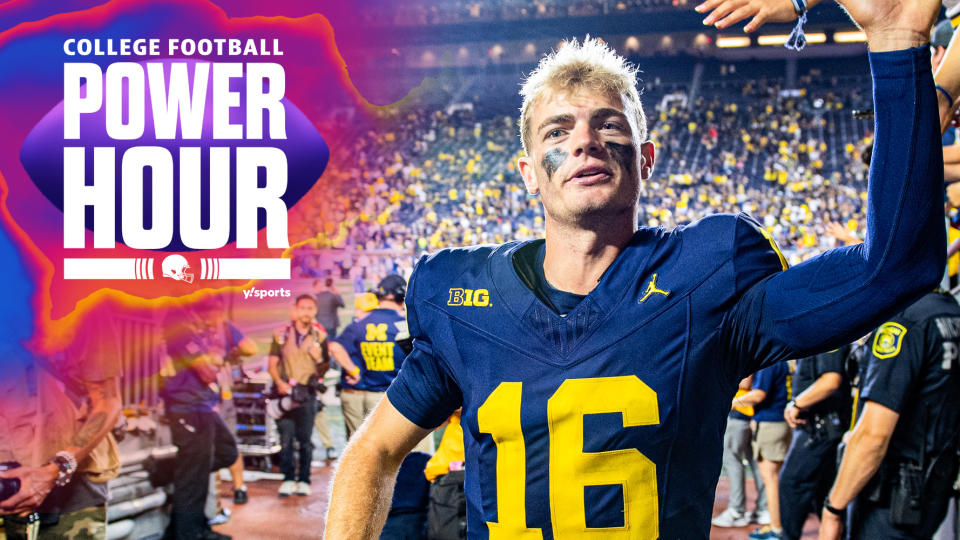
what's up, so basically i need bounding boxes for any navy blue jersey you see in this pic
[336,308,408,392]
[386,47,944,539]
[752,362,790,422]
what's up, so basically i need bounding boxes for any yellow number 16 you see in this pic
[476,376,660,539]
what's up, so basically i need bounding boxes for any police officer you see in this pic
[777,346,853,540]
[820,291,960,539]
[329,274,409,440]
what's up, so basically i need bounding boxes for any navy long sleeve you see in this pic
[726,46,946,376]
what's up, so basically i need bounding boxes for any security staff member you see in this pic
[330,274,409,439]
[778,346,852,540]
[820,291,960,539]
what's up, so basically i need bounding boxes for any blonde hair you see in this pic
[519,37,646,155]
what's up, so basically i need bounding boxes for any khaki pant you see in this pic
[340,390,434,453]
[340,389,385,440]
[3,505,106,540]
[314,406,334,449]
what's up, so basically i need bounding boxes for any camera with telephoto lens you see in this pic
[266,374,327,419]
[0,461,21,503]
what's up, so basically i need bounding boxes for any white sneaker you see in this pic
[295,481,311,496]
[751,509,771,525]
[711,508,751,527]
[278,480,296,497]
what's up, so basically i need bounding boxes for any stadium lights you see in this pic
[716,35,750,48]
[757,33,825,45]
[834,31,867,43]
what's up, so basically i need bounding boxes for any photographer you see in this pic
[268,294,329,498]
[0,302,122,539]
[778,346,853,540]
[820,291,960,539]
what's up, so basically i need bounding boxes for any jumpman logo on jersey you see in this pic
[639,273,671,303]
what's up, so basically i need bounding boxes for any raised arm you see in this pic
[725,0,946,375]
[324,397,433,539]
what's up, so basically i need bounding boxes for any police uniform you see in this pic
[848,292,960,539]
[778,347,852,540]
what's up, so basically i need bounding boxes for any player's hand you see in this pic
[277,381,292,395]
[818,508,843,539]
[835,0,940,51]
[695,0,800,32]
[0,464,58,516]
[345,373,361,386]
[947,183,960,208]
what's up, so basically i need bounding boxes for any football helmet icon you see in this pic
[162,255,194,284]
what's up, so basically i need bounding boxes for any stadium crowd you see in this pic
[292,70,876,283]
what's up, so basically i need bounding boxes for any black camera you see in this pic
[0,461,21,503]
[290,374,327,403]
[266,374,328,419]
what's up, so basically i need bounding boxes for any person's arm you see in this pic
[268,354,291,395]
[934,30,960,133]
[0,377,122,515]
[325,397,433,539]
[944,145,960,165]
[733,388,768,408]
[818,401,899,539]
[724,0,946,375]
[696,0,825,32]
[329,341,362,384]
[785,372,842,427]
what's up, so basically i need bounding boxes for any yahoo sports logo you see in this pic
[20,58,329,281]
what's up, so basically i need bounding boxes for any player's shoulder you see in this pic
[671,212,786,277]
[410,242,518,293]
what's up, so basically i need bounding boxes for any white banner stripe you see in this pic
[65,259,138,280]
[148,258,154,279]
[134,259,140,280]
[215,258,290,279]
[214,258,219,279]
[200,258,207,280]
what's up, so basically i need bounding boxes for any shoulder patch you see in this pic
[872,322,907,359]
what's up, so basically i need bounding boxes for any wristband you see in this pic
[348,367,360,377]
[785,0,808,51]
[787,399,804,411]
[936,84,954,109]
[50,451,77,487]
[823,496,846,516]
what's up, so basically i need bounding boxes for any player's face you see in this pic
[519,88,655,227]
[294,299,317,324]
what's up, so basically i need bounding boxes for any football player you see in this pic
[326,0,949,537]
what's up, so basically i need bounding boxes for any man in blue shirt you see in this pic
[330,275,409,440]
[734,362,793,539]
[161,296,252,540]
[326,1,950,536]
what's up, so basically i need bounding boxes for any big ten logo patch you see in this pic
[361,323,393,371]
[447,288,490,307]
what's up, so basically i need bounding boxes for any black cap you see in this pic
[374,274,407,301]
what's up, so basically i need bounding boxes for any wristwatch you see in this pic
[787,399,804,411]
[823,496,846,517]
[50,451,77,487]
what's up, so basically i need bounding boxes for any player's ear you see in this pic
[639,141,656,180]
[518,155,540,195]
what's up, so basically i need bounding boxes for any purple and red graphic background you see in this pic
[0,0,419,355]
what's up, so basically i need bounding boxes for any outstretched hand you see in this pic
[697,0,940,50]
[835,0,940,51]
[695,0,802,32]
